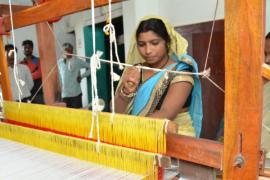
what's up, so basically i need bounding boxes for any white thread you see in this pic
[204,76,225,93]
[89,0,96,136]
[30,55,59,103]
[25,0,224,99]
[0,139,142,179]
[28,0,225,102]
[103,0,123,124]
[89,54,100,139]
[164,72,169,80]
[202,68,211,78]
[65,53,210,76]
[88,52,102,139]
[88,1,101,149]
[156,154,162,166]
[263,123,270,133]
[112,72,120,81]
[65,52,225,93]
[8,0,22,102]
[103,23,123,70]
[203,0,219,71]
[164,119,170,134]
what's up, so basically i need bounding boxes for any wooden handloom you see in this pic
[0,0,269,179]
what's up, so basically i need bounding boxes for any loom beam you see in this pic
[0,4,30,17]
[166,133,223,170]
[1,0,122,32]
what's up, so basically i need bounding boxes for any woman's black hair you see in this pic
[136,18,171,45]
[266,32,270,39]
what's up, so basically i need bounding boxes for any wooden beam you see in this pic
[0,36,12,100]
[166,133,223,169]
[33,0,60,106]
[0,4,30,16]
[2,0,122,32]
[262,64,270,80]
[36,22,59,105]
[224,0,265,179]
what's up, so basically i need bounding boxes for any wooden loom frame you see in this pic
[0,0,269,179]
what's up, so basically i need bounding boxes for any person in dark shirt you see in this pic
[20,40,44,104]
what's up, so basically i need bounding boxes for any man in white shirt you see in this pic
[5,44,34,102]
[57,43,90,108]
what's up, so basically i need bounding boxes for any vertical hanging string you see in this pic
[89,0,96,140]
[103,0,124,123]
[88,0,101,152]
[8,0,22,102]
[108,0,115,123]
[107,0,115,123]
[203,0,219,71]
[202,0,225,93]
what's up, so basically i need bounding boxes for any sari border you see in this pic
[138,74,167,116]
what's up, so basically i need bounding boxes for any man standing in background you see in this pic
[20,40,44,104]
[57,43,91,108]
[5,44,33,102]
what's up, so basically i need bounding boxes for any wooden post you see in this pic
[0,36,12,100]
[36,22,59,105]
[224,0,265,179]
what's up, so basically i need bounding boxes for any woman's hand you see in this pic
[115,66,141,113]
[121,66,141,95]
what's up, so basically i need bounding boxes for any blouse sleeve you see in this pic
[170,74,194,85]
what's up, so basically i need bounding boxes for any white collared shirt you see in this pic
[57,58,90,98]
[8,64,34,101]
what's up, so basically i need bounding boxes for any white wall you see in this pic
[159,0,224,27]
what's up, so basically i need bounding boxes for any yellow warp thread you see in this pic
[0,122,158,179]
[3,101,166,153]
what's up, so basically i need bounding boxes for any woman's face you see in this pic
[137,31,168,67]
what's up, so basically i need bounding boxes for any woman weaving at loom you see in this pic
[115,16,203,137]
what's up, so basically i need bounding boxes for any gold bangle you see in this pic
[120,87,136,98]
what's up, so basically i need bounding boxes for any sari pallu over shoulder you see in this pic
[130,54,203,137]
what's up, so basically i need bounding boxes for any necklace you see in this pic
[157,55,170,69]
[142,56,170,82]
